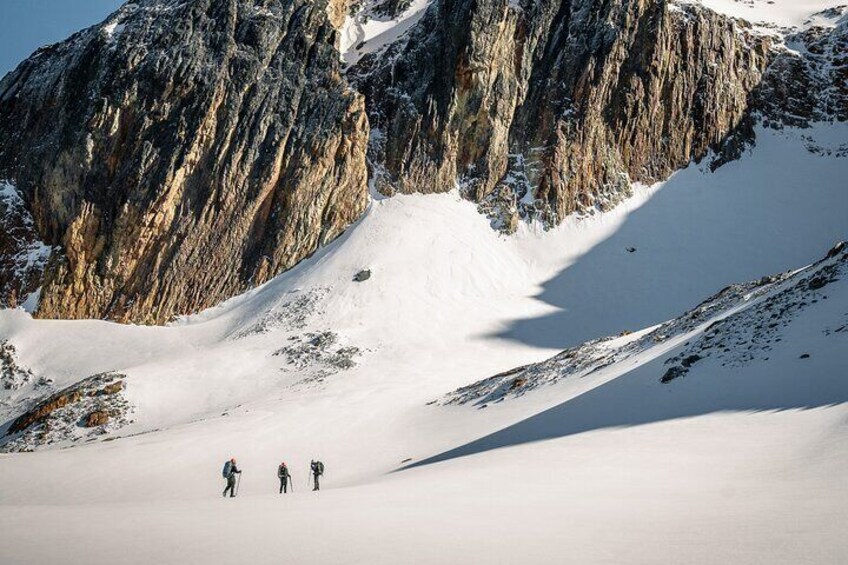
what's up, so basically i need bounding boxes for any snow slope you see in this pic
[339,0,434,66]
[685,0,842,28]
[0,121,846,563]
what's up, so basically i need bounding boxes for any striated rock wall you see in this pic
[353,0,773,224]
[0,0,369,323]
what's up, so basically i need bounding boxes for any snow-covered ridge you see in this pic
[442,241,848,406]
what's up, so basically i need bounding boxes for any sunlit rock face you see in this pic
[0,0,369,323]
[352,0,773,226]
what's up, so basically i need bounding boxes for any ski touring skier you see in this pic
[222,458,242,498]
[278,462,291,494]
[310,459,325,491]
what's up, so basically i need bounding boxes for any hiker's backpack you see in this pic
[279,464,288,478]
[222,461,233,478]
[316,461,324,476]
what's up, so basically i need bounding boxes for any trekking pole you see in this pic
[289,475,294,493]
[235,473,241,496]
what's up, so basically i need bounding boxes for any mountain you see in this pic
[0,0,845,322]
[0,120,846,559]
[0,0,369,323]
[0,1,847,563]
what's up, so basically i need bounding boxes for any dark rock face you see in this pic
[757,10,848,127]
[352,0,772,225]
[373,0,413,19]
[0,0,369,323]
[0,184,51,309]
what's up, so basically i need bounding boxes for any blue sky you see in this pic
[0,0,123,77]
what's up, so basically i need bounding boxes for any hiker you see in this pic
[222,458,242,498]
[278,462,290,494]
[310,459,324,491]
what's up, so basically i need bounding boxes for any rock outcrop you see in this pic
[0,0,369,323]
[0,183,51,309]
[2,372,129,452]
[756,8,848,128]
[352,0,773,226]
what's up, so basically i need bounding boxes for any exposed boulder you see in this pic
[660,365,688,384]
[83,409,111,428]
[353,269,371,282]
[7,374,124,434]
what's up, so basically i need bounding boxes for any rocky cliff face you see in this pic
[351,0,773,227]
[0,0,841,324]
[756,8,848,129]
[0,0,369,323]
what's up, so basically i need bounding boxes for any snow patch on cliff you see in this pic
[339,0,434,66]
[686,0,842,28]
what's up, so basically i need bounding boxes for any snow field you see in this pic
[0,121,846,563]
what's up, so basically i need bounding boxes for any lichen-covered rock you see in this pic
[352,0,772,223]
[0,0,369,324]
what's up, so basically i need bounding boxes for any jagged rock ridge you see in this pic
[0,0,369,323]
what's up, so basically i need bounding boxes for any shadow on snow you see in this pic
[493,136,848,350]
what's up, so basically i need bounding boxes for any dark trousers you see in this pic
[279,477,288,493]
[223,475,236,497]
[313,474,320,491]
